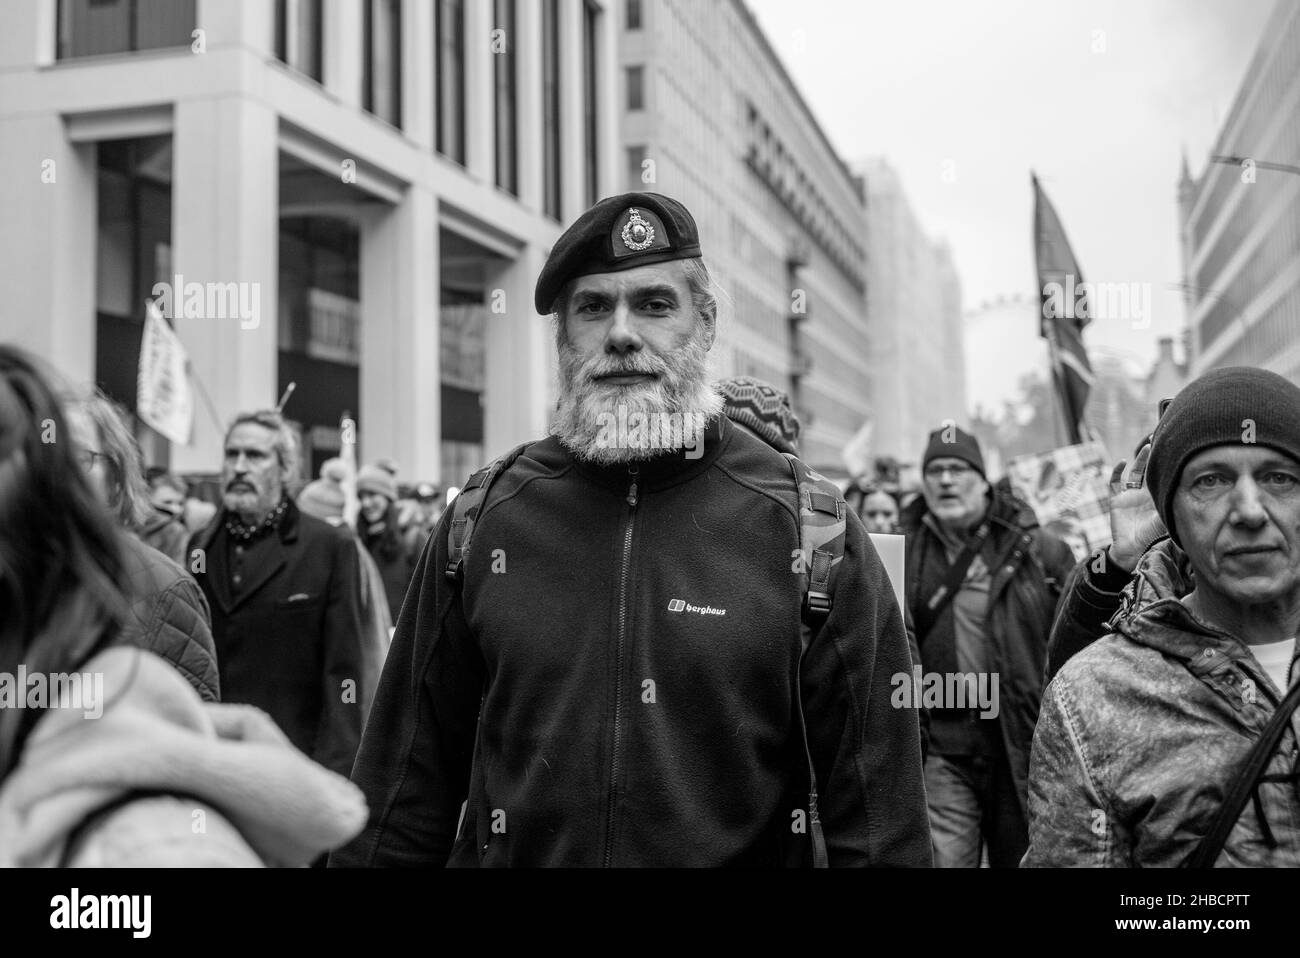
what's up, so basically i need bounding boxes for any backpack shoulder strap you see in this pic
[783,453,847,627]
[781,453,846,869]
[1185,677,1300,867]
[444,442,533,585]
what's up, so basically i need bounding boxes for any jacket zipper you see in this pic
[604,463,639,867]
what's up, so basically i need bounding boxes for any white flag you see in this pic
[841,418,874,478]
[137,300,193,445]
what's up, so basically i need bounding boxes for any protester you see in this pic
[0,345,366,867]
[298,459,393,722]
[62,389,221,702]
[1043,435,1179,684]
[333,192,930,867]
[188,410,366,781]
[716,376,801,455]
[859,485,902,535]
[901,424,1074,867]
[1026,367,1300,866]
[357,462,419,620]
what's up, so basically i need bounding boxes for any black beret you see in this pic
[534,192,704,315]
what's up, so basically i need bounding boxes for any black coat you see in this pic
[188,501,365,779]
[360,508,419,621]
[901,487,1076,815]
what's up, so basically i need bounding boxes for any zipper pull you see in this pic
[627,464,640,508]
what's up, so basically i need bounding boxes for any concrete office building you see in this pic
[1179,0,1300,386]
[1,0,619,486]
[860,157,967,467]
[617,0,872,473]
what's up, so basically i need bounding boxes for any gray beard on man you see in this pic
[550,324,724,466]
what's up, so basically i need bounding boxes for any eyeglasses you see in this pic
[76,449,110,473]
[924,463,974,481]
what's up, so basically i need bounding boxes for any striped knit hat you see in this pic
[717,377,801,456]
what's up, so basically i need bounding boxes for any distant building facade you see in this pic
[859,157,967,468]
[1,0,619,487]
[1179,0,1300,386]
[617,0,872,473]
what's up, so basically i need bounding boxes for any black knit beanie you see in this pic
[1146,366,1300,546]
[922,424,986,479]
[717,377,800,455]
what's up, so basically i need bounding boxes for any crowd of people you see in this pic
[2,190,1299,868]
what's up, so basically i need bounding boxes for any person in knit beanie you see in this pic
[297,458,348,523]
[716,377,800,455]
[1024,366,1300,868]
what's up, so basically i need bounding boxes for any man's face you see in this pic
[360,492,389,525]
[65,404,110,509]
[922,457,990,531]
[222,423,285,520]
[551,261,722,465]
[151,485,185,519]
[1173,445,1300,609]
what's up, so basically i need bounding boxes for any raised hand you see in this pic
[1105,441,1167,573]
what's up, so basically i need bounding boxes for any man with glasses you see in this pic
[901,424,1074,866]
[1026,367,1300,866]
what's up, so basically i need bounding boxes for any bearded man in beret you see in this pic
[333,193,930,868]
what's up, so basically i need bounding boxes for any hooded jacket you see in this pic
[0,647,367,867]
[1025,546,1300,866]
[901,485,1076,810]
[331,417,931,867]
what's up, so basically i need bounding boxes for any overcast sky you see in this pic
[747,0,1277,412]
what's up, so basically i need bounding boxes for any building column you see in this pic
[559,0,586,222]
[196,0,274,54]
[596,0,620,199]
[402,0,434,150]
[464,0,495,183]
[484,244,554,456]
[170,95,280,473]
[515,0,544,214]
[0,113,97,380]
[359,186,441,483]
[324,0,363,110]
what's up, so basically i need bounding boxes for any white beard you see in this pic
[551,325,724,466]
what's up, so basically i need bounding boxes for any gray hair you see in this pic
[224,409,301,489]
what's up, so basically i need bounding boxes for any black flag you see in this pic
[1033,173,1094,445]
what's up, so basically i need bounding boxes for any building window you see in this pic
[58,0,196,59]
[274,0,323,82]
[363,0,402,127]
[626,0,643,31]
[436,0,466,165]
[541,0,562,220]
[583,1,600,207]
[626,146,646,191]
[626,65,645,111]
[493,0,518,195]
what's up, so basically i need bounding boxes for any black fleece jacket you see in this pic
[331,417,931,867]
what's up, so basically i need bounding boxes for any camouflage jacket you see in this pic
[1024,546,1300,867]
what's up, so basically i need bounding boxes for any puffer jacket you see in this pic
[332,416,931,867]
[0,647,367,867]
[901,487,1076,812]
[1025,546,1300,866]
[1044,537,1189,684]
[111,531,221,702]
